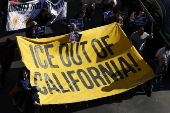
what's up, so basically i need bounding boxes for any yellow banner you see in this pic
[16,23,155,104]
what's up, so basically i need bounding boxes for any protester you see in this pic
[101,0,117,25]
[81,2,95,21]
[129,10,147,32]
[24,85,42,113]
[1,0,8,31]
[145,54,167,96]
[34,8,52,26]
[26,21,38,38]
[62,23,81,35]
[129,27,154,54]
[155,44,170,64]
[72,10,87,31]
[105,11,123,26]
[13,70,31,112]
[0,38,16,88]
[155,44,170,79]
[102,0,117,13]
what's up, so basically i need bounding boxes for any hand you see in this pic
[150,33,154,36]
[39,104,42,106]
[155,75,159,77]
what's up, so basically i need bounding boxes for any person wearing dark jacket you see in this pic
[145,54,167,96]
[34,8,52,26]
[24,86,42,113]
[13,70,31,112]
[0,38,16,88]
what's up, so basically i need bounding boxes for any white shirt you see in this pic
[155,47,170,64]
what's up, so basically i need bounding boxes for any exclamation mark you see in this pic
[127,53,141,71]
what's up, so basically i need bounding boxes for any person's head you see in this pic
[165,44,170,50]
[41,8,48,14]
[79,10,86,18]
[31,85,41,94]
[19,70,28,80]
[138,27,144,35]
[136,10,145,16]
[158,54,166,64]
[68,23,77,32]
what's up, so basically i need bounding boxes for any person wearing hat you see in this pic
[24,85,42,113]
[25,21,38,38]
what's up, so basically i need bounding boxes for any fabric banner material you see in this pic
[16,23,155,104]
[7,0,67,31]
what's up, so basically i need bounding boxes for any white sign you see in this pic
[6,0,67,31]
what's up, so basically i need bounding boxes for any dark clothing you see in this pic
[24,93,40,113]
[102,4,115,13]
[34,13,52,26]
[17,78,30,90]
[148,59,167,76]
[26,27,36,38]
[145,59,168,93]
[0,62,12,86]
[0,41,16,64]
[15,78,30,107]
[0,40,16,86]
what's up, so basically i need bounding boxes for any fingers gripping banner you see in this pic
[16,23,155,104]
[7,0,66,31]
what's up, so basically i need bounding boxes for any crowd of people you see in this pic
[0,0,170,112]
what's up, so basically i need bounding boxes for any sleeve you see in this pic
[145,32,153,39]
[155,48,161,58]
[129,32,135,42]
[129,12,135,22]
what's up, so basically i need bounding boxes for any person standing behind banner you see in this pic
[129,10,147,32]
[129,27,153,55]
[34,8,52,26]
[101,0,117,25]
[24,86,42,113]
[72,10,87,31]
[62,23,81,35]
[145,54,167,97]
[0,38,16,88]
[105,11,123,26]
[13,70,31,112]
[155,44,170,79]
[26,21,38,38]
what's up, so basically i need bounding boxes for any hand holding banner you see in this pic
[16,23,155,104]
